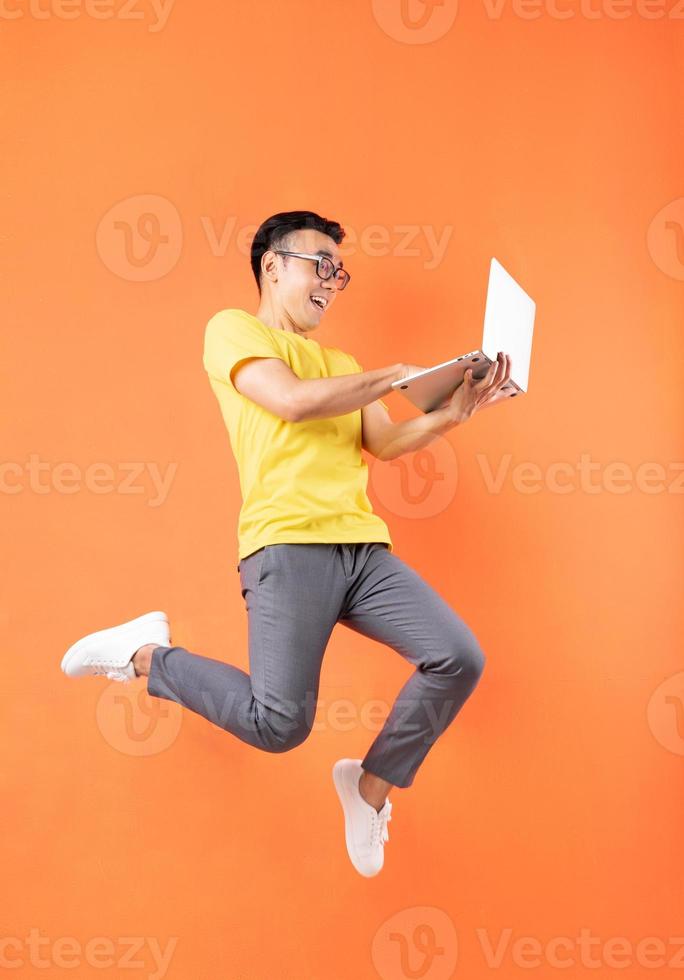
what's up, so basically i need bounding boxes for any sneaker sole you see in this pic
[60,610,169,675]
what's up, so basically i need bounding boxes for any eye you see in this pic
[318,257,334,278]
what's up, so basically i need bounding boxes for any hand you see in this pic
[442,352,512,423]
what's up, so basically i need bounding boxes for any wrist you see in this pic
[432,404,463,430]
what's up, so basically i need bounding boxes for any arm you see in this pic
[362,400,460,462]
[232,357,405,422]
[231,357,302,421]
[364,352,513,460]
[291,363,405,422]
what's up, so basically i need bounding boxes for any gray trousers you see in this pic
[147,542,485,788]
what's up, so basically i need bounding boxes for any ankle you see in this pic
[358,772,387,813]
[131,643,156,677]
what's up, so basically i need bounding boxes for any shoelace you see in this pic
[370,800,392,847]
[86,658,132,683]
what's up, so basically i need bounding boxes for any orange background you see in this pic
[2,2,683,978]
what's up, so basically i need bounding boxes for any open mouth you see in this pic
[310,295,328,313]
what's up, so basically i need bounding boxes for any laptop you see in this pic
[390,257,536,414]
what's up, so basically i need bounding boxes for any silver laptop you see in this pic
[391,257,536,414]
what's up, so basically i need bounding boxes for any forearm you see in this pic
[378,406,461,461]
[292,364,403,421]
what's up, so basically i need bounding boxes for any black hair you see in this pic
[250,210,345,294]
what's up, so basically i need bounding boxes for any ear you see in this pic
[261,249,279,285]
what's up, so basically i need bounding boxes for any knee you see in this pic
[264,716,313,754]
[441,635,486,686]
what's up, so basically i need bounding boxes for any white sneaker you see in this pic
[332,758,393,877]
[60,611,170,683]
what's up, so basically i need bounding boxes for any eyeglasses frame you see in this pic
[271,250,351,290]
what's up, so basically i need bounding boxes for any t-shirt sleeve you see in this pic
[203,310,284,393]
[346,352,390,413]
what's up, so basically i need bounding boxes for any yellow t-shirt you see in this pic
[203,308,394,564]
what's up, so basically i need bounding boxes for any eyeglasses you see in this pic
[272,250,351,290]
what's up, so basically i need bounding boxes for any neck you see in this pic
[255,298,310,338]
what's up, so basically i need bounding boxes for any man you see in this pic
[61,210,512,878]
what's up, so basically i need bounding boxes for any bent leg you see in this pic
[147,644,305,752]
[147,544,344,753]
[339,547,486,788]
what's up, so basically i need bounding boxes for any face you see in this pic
[261,228,346,334]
